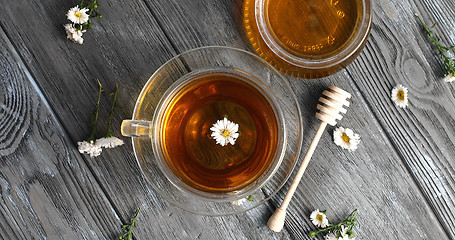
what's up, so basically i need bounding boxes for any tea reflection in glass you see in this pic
[157,71,279,193]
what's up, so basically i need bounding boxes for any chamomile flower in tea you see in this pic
[210,117,239,146]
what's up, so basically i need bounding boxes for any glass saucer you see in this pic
[132,46,303,216]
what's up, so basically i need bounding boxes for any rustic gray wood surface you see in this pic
[0,0,454,239]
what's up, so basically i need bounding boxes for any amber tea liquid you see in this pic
[244,0,366,78]
[158,71,279,193]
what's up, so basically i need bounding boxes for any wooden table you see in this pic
[1,0,454,239]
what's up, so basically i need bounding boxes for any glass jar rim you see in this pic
[254,0,372,69]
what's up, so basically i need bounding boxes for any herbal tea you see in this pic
[159,72,279,193]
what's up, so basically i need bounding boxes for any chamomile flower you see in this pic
[78,140,102,158]
[77,80,125,158]
[391,84,409,108]
[210,118,239,146]
[64,24,85,44]
[67,6,90,24]
[63,1,102,44]
[310,209,329,228]
[417,16,455,85]
[333,127,361,152]
[231,198,247,206]
[309,209,358,239]
[96,136,124,148]
[443,73,455,83]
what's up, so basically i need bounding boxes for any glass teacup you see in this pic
[121,46,303,215]
[122,67,286,201]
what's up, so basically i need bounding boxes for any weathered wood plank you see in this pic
[344,0,455,237]
[0,0,290,239]
[136,0,451,239]
[0,26,123,239]
[2,0,454,239]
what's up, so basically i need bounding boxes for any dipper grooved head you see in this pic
[316,85,351,126]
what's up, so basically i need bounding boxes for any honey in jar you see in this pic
[243,0,372,78]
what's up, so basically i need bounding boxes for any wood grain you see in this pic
[133,0,452,238]
[345,0,455,237]
[0,26,123,239]
[0,0,454,239]
[0,0,289,239]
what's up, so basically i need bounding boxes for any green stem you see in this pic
[115,102,128,118]
[77,0,101,31]
[106,84,119,138]
[87,79,102,142]
[119,207,142,240]
[88,2,95,16]
[416,14,455,75]
[309,209,358,238]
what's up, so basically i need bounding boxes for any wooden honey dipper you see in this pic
[267,85,351,232]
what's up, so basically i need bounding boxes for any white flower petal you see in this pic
[210,117,239,146]
[64,24,84,44]
[229,123,239,133]
[67,6,90,24]
[64,23,74,32]
[223,118,229,129]
[76,37,84,44]
[310,209,329,228]
[219,138,227,146]
[333,127,361,152]
[231,198,247,206]
[444,73,455,82]
[325,233,338,240]
[96,137,124,148]
[231,133,239,139]
[391,84,409,108]
[77,140,102,158]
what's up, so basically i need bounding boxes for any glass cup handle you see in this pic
[121,120,152,137]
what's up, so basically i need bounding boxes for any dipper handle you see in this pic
[267,85,351,232]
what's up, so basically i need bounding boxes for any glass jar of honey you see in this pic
[243,0,372,78]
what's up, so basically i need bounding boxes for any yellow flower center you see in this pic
[341,133,350,143]
[75,12,82,18]
[316,214,324,222]
[397,90,405,100]
[222,130,230,137]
